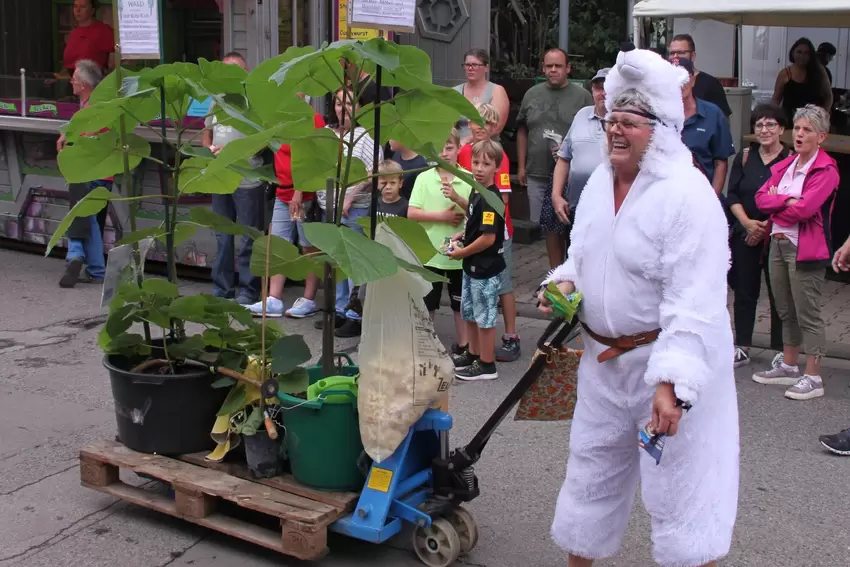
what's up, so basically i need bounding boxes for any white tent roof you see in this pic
[632,0,850,28]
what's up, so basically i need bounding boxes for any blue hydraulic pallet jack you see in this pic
[330,316,580,567]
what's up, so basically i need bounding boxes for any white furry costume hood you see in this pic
[602,45,694,178]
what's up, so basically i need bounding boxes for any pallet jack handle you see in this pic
[432,316,581,502]
[464,316,580,461]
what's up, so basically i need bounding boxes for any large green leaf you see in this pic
[270,335,312,374]
[246,47,315,125]
[353,38,401,73]
[290,128,367,194]
[228,164,278,184]
[197,58,248,97]
[381,44,433,89]
[142,278,179,299]
[303,223,398,285]
[114,225,165,247]
[427,148,505,216]
[277,367,309,394]
[269,45,347,98]
[358,216,439,264]
[178,157,244,195]
[89,67,143,104]
[58,131,150,183]
[62,89,160,138]
[358,89,477,151]
[250,235,322,281]
[168,295,209,322]
[188,207,263,240]
[397,258,449,283]
[45,186,114,255]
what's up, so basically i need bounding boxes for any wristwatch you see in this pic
[675,398,692,412]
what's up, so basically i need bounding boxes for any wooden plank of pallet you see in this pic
[79,441,335,560]
[80,440,335,524]
[179,452,359,512]
[86,477,326,559]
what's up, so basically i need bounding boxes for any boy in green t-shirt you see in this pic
[408,129,472,348]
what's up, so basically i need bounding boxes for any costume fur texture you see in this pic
[544,47,740,566]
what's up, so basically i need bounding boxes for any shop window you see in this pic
[278,0,310,53]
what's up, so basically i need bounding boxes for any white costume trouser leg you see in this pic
[552,337,739,567]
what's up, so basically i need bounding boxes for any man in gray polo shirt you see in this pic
[517,48,593,229]
[543,68,608,266]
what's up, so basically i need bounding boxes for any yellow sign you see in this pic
[338,0,381,40]
[499,173,510,187]
[483,212,495,226]
[367,467,393,492]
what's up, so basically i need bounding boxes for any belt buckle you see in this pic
[632,332,652,346]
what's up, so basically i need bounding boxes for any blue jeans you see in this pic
[330,206,369,321]
[66,216,105,280]
[211,186,265,300]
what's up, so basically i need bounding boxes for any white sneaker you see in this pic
[285,297,319,318]
[247,297,285,318]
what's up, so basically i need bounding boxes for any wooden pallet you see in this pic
[79,439,360,560]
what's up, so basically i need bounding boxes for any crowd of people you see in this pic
[52,33,850,561]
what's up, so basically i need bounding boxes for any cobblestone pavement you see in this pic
[510,241,850,358]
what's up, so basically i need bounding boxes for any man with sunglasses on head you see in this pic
[673,57,736,198]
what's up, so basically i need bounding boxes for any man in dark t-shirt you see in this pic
[669,34,732,117]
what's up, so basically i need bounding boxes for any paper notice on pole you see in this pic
[116,0,161,59]
[338,0,381,40]
[349,0,416,32]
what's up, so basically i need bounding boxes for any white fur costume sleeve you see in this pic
[643,188,732,405]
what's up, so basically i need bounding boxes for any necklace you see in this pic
[759,146,782,161]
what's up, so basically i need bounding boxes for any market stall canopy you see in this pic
[632,0,850,28]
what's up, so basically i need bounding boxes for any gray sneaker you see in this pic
[752,364,802,386]
[785,376,824,401]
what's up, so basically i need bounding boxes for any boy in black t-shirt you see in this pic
[447,140,506,381]
[377,160,409,218]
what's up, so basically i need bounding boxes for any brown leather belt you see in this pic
[581,322,662,363]
[773,233,788,241]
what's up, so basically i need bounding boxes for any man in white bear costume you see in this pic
[538,45,739,567]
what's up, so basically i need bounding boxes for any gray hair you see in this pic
[611,88,653,115]
[74,60,103,89]
[793,104,830,134]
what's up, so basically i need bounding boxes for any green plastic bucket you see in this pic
[278,355,365,491]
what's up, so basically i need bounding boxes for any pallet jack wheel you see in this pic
[412,517,462,567]
[446,506,479,554]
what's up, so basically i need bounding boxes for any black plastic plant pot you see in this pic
[103,348,228,456]
[243,430,285,479]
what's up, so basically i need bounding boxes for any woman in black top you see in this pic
[771,38,832,124]
[727,103,790,368]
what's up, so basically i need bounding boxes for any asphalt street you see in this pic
[1,247,849,567]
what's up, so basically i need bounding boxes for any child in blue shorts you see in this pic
[447,139,506,381]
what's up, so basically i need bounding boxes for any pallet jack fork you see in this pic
[331,316,580,566]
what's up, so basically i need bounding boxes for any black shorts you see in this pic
[424,267,462,312]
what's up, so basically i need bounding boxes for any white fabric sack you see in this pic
[358,223,455,463]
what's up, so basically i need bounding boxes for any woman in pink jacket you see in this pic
[753,104,839,401]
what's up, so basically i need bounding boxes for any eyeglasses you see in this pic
[462,63,486,69]
[601,117,655,132]
[754,121,780,131]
